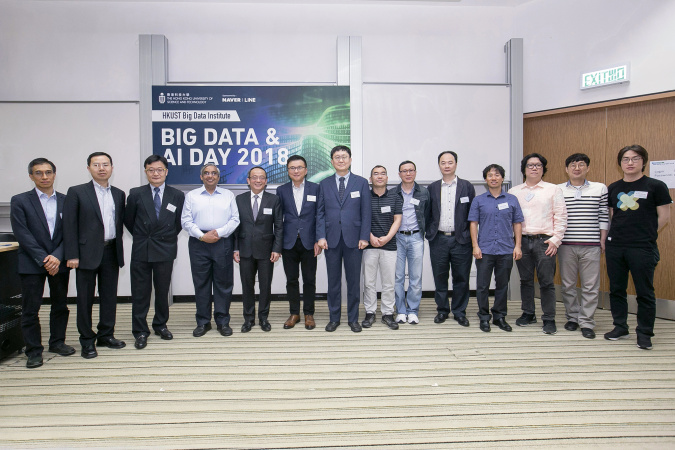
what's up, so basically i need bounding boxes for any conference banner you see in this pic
[152,85,350,185]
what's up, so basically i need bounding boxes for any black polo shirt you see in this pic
[367,188,403,251]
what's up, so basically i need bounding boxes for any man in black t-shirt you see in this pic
[604,145,672,350]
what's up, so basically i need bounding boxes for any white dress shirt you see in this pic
[438,177,458,233]
[181,186,240,239]
[35,188,57,239]
[292,181,305,215]
[93,181,116,240]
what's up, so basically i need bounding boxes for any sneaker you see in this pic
[408,313,419,325]
[564,321,579,331]
[361,313,376,328]
[581,328,596,339]
[637,335,653,350]
[604,327,629,341]
[396,313,407,324]
[542,320,557,335]
[381,315,399,330]
[515,313,537,327]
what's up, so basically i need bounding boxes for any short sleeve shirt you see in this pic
[468,190,524,255]
[368,188,403,251]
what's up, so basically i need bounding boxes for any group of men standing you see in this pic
[10,144,671,368]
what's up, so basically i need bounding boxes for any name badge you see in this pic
[307,195,316,202]
[525,193,535,202]
[460,196,469,203]
[410,198,420,206]
[574,190,582,199]
[263,208,273,215]
[60,213,63,219]
[634,191,648,199]
[350,191,360,198]
[498,202,509,210]
[166,203,177,213]
[381,206,391,213]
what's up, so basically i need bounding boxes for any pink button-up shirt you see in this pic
[508,180,567,247]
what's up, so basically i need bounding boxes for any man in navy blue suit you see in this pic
[277,155,322,330]
[317,146,371,332]
[11,158,76,368]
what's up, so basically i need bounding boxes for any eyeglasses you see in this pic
[145,168,166,174]
[621,156,643,163]
[32,170,54,177]
[399,169,416,174]
[526,163,543,169]
[288,166,306,172]
[568,163,587,169]
[90,163,110,169]
[249,176,267,181]
[333,155,350,161]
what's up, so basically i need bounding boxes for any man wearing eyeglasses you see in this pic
[234,166,283,333]
[276,155,321,330]
[557,153,608,340]
[508,153,567,335]
[64,152,126,358]
[604,145,672,350]
[124,155,184,349]
[182,164,240,338]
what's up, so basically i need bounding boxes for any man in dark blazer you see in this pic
[10,158,75,368]
[234,166,283,333]
[124,155,184,350]
[426,151,476,327]
[64,152,126,359]
[276,155,321,330]
[316,145,372,333]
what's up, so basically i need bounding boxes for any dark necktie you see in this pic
[153,187,161,219]
[339,177,345,202]
[253,194,259,221]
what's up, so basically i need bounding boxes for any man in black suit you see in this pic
[124,155,184,350]
[64,152,126,359]
[234,166,283,333]
[11,158,76,368]
[426,151,476,327]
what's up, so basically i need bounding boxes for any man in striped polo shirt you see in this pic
[557,153,608,339]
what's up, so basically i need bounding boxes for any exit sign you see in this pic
[581,64,630,90]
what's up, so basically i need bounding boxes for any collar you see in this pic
[150,183,165,192]
[335,171,351,182]
[521,180,545,190]
[566,180,589,189]
[442,177,458,187]
[35,187,56,199]
[371,188,388,197]
[199,185,221,195]
[250,190,264,200]
[292,180,305,190]
[93,180,111,192]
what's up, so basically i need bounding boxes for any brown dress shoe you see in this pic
[305,315,316,330]
[284,314,301,329]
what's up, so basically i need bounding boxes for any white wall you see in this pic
[514,0,675,113]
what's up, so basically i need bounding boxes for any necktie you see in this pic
[153,187,161,219]
[253,194,259,221]
[339,177,345,202]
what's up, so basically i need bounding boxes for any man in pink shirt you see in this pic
[508,153,567,334]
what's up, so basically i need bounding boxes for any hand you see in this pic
[369,236,381,247]
[66,259,79,269]
[270,252,281,263]
[472,246,482,259]
[201,230,220,243]
[358,240,369,250]
[513,246,522,261]
[600,240,605,254]
[313,243,323,257]
[544,240,558,256]
[317,239,328,250]
[233,251,240,263]
[43,255,60,274]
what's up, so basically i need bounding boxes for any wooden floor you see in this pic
[1,298,675,449]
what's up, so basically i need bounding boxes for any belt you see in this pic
[440,231,455,236]
[524,234,551,240]
[399,230,420,235]
[103,238,116,247]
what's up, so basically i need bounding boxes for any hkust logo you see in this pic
[159,93,166,104]
[222,94,256,103]
[617,191,640,211]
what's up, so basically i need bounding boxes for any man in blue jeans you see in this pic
[469,164,523,332]
[391,160,429,325]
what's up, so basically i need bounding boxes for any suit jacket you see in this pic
[316,173,371,249]
[234,191,283,259]
[63,181,125,270]
[425,177,476,245]
[276,180,319,250]
[10,189,68,275]
[124,184,184,263]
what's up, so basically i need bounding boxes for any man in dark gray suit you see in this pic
[11,157,75,368]
[124,155,184,350]
[64,152,126,359]
[234,166,283,333]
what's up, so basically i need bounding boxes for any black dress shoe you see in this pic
[479,320,491,332]
[241,322,253,333]
[493,317,513,332]
[260,319,272,332]
[348,322,362,333]
[217,324,233,336]
[325,321,340,332]
[193,323,212,337]
[581,327,596,339]
[26,355,43,369]
[81,345,98,359]
[96,336,126,349]
[48,342,76,356]
[434,313,448,324]
[134,335,148,350]
[154,328,173,340]
[564,321,579,332]
[361,313,376,328]
[454,316,470,327]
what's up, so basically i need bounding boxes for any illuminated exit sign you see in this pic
[581,64,630,90]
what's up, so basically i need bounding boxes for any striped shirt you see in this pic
[558,180,609,245]
[367,188,403,251]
